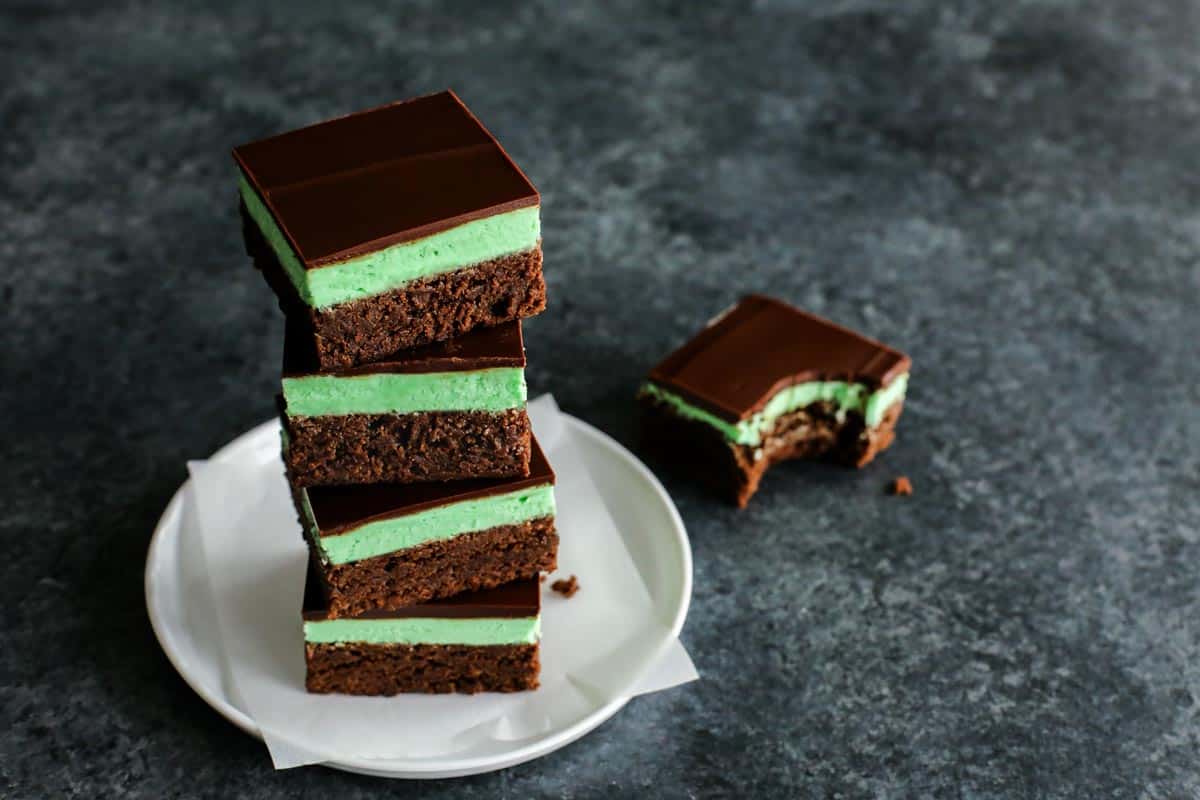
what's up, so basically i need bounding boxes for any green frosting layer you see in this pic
[238,175,540,309]
[641,373,909,448]
[864,373,909,429]
[306,484,556,565]
[240,177,311,303]
[282,368,527,417]
[304,615,540,646]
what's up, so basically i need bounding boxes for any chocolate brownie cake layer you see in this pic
[305,642,539,694]
[284,408,532,487]
[641,397,903,508]
[244,205,546,368]
[316,517,558,617]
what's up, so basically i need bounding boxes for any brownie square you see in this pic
[293,438,557,617]
[639,294,912,507]
[303,562,541,695]
[280,317,532,487]
[234,90,546,368]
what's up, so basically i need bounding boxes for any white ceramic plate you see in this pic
[144,414,692,778]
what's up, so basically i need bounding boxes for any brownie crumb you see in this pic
[551,575,580,598]
[890,476,913,496]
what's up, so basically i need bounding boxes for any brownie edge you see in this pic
[305,642,540,695]
[317,517,558,617]
[640,396,903,507]
[283,408,532,487]
[243,202,546,369]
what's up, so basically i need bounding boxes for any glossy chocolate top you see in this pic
[283,317,525,377]
[309,436,554,536]
[302,560,540,620]
[647,294,911,422]
[232,90,538,267]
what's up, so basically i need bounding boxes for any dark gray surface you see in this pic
[4,1,1200,797]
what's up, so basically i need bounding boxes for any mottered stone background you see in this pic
[4,1,1200,797]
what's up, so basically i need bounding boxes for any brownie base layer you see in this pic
[314,517,558,617]
[242,203,547,369]
[305,642,539,694]
[640,398,904,508]
[283,408,532,487]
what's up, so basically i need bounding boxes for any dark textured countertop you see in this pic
[5,1,1200,797]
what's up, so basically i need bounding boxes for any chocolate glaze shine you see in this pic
[308,436,554,535]
[232,91,538,267]
[282,317,526,377]
[648,294,911,423]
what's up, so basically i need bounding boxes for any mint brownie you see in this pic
[304,563,541,695]
[639,294,911,507]
[234,90,545,369]
[295,438,557,617]
[280,318,531,486]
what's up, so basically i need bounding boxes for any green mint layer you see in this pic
[641,373,909,448]
[238,175,540,309]
[304,615,540,646]
[282,368,526,417]
[304,484,556,565]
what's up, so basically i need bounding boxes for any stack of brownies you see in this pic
[232,91,557,695]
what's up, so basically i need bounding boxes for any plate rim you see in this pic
[144,412,692,777]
